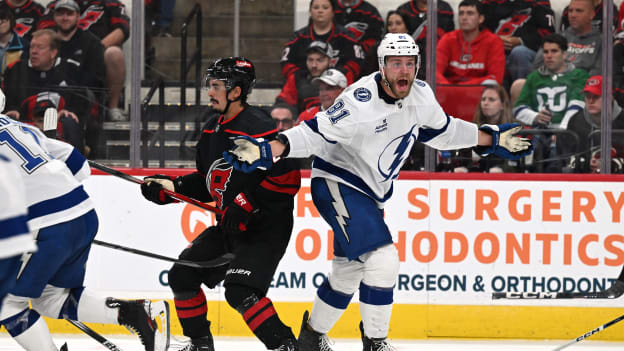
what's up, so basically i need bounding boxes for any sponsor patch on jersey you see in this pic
[354,87,372,102]
[415,80,425,87]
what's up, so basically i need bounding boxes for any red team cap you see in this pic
[583,76,602,96]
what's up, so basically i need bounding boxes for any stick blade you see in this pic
[151,300,170,351]
[43,108,58,138]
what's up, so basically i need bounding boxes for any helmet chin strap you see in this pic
[223,88,244,115]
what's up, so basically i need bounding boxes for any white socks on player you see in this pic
[75,289,118,324]
[10,314,58,351]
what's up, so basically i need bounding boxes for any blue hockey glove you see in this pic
[222,136,273,173]
[221,192,259,233]
[474,123,533,160]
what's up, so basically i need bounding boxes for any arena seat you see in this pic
[435,84,485,122]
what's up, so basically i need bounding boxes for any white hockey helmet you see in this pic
[377,33,420,78]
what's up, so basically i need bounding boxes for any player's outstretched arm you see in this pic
[223,136,286,173]
[474,123,533,160]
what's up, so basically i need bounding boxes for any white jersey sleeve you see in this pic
[0,116,94,230]
[284,96,361,158]
[281,73,480,203]
[0,155,36,259]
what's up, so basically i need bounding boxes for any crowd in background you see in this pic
[273,0,624,174]
[0,0,176,159]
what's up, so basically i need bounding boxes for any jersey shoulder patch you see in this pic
[415,79,426,87]
[353,87,372,102]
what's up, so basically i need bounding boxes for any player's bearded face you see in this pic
[206,79,228,112]
[383,56,416,99]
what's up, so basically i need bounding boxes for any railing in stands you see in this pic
[140,77,166,167]
[180,3,203,108]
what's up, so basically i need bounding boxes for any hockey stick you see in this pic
[67,319,123,351]
[552,313,624,350]
[93,239,233,268]
[492,290,623,300]
[87,160,223,215]
[42,108,58,139]
[492,281,624,300]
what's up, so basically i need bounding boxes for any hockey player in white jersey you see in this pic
[0,155,36,308]
[0,115,170,351]
[224,33,532,351]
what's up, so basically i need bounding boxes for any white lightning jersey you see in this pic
[283,73,479,204]
[0,155,36,259]
[0,116,93,231]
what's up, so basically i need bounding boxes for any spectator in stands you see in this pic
[281,0,364,84]
[386,10,411,35]
[333,0,383,76]
[397,0,454,80]
[481,0,555,84]
[560,75,624,173]
[514,34,588,129]
[2,0,45,41]
[0,4,25,77]
[275,41,331,116]
[23,91,85,153]
[298,68,347,123]
[270,103,296,132]
[153,0,175,37]
[438,85,517,173]
[3,29,89,154]
[39,0,130,122]
[436,0,505,85]
[472,85,518,172]
[534,0,602,76]
[53,0,105,90]
[560,0,618,32]
[514,34,588,172]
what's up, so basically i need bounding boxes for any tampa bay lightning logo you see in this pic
[415,79,426,87]
[378,125,417,181]
[353,87,371,102]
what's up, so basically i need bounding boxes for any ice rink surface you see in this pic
[2,334,624,350]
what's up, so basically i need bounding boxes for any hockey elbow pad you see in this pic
[474,123,533,160]
[141,174,179,205]
[220,192,259,234]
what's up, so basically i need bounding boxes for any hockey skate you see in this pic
[272,338,298,351]
[603,280,624,298]
[107,298,170,351]
[297,311,334,351]
[359,322,395,351]
[178,335,215,351]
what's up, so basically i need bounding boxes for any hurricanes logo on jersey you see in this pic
[378,125,417,181]
[207,158,233,209]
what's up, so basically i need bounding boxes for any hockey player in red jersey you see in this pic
[140,57,302,351]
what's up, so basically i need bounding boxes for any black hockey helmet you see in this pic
[203,57,256,100]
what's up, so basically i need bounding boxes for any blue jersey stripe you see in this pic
[28,185,89,220]
[359,282,393,305]
[317,278,353,309]
[0,215,29,239]
[65,148,86,175]
[313,157,393,203]
[417,114,450,142]
[303,119,337,144]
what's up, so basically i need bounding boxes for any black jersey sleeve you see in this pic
[175,171,213,203]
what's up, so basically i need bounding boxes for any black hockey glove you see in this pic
[221,192,259,234]
[141,174,178,205]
